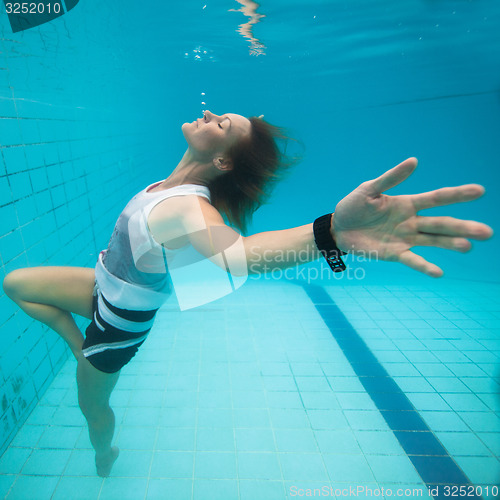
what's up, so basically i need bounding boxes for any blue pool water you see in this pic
[0,0,499,499]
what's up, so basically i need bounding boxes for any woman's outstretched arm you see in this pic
[153,157,493,278]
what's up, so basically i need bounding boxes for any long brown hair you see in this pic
[207,117,299,234]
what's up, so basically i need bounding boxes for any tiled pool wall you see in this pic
[0,25,154,454]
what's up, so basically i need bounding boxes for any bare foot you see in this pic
[95,446,119,477]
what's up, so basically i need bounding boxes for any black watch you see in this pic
[313,213,347,273]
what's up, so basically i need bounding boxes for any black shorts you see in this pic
[82,283,159,374]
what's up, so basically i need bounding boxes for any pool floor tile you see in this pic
[240,479,286,500]
[323,453,375,482]
[279,453,329,481]
[237,452,282,480]
[2,280,498,498]
[193,479,239,500]
[146,478,192,500]
[5,475,59,500]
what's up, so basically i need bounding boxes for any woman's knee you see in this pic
[2,268,28,301]
[79,398,112,423]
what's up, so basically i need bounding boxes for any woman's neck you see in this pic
[160,149,216,189]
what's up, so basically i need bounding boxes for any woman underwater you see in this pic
[2,110,494,477]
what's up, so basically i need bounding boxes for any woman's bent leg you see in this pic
[2,266,95,359]
[3,265,121,476]
[77,354,121,477]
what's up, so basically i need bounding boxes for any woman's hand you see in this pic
[331,157,494,277]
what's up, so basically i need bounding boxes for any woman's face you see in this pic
[182,110,251,159]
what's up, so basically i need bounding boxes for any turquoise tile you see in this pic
[240,479,286,500]
[353,430,405,455]
[270,408,309,429]
[260,362,292,376]
[167,375,199,391]
[150,451,194,478]
[198,391,232,408]
[461,377,500,394]
[163,390,198,408]
[0,447,32,475]
[21,448,71,475]
[160,408,197,427]
[52,476,103,500]
[266,391,303,409]
[229,362,260,376]
[156,428,195,451]
[262,376,297,391]
[0,475,15,499]
[233,408,271,428]
[232,391,266,408]
[194,452,237,479]
[196,428,235,452]
[124,407,161,426]
[193,479,238,500]
[146,479,193,500]
[128,389,164,407]
[336,392,377,410]
[427,377,471,393]
[116,426,157,450]
[307,409,349,430]
[65,449,98,476]
[441,393,491,412]
[344,410,391,431]
[295,376,331,392]
[10,425,44,448]
[38,425,82,450]
[300,392,340,409]
[323,454,375,482]
[406,393,451,411]
[238,452,282,479]
[38,388,67,406]
[235,428,276,452]
[99,477,148,500]
[436,431,493,456]
[279,453,328,481]
[477,432,500,456]
[5,475,59,500]
[199,375,231,391]
[458,411,500,433]
[327,376,365,392]
[392,377,436,393]
[290,362,324,377]
[365,455,422,483]
[231,375,264,390]
[197,408,233,428]
[24,405,56,425]
[274,429,318,452]
[454,456,500,485]
[414,363,454,377]
[51,406,86,426]
[110,449,152,477]
[384,364,421,377]
[420,411,469,432]
[314,429,361,454]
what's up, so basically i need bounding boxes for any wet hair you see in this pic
[207,117,299,235]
